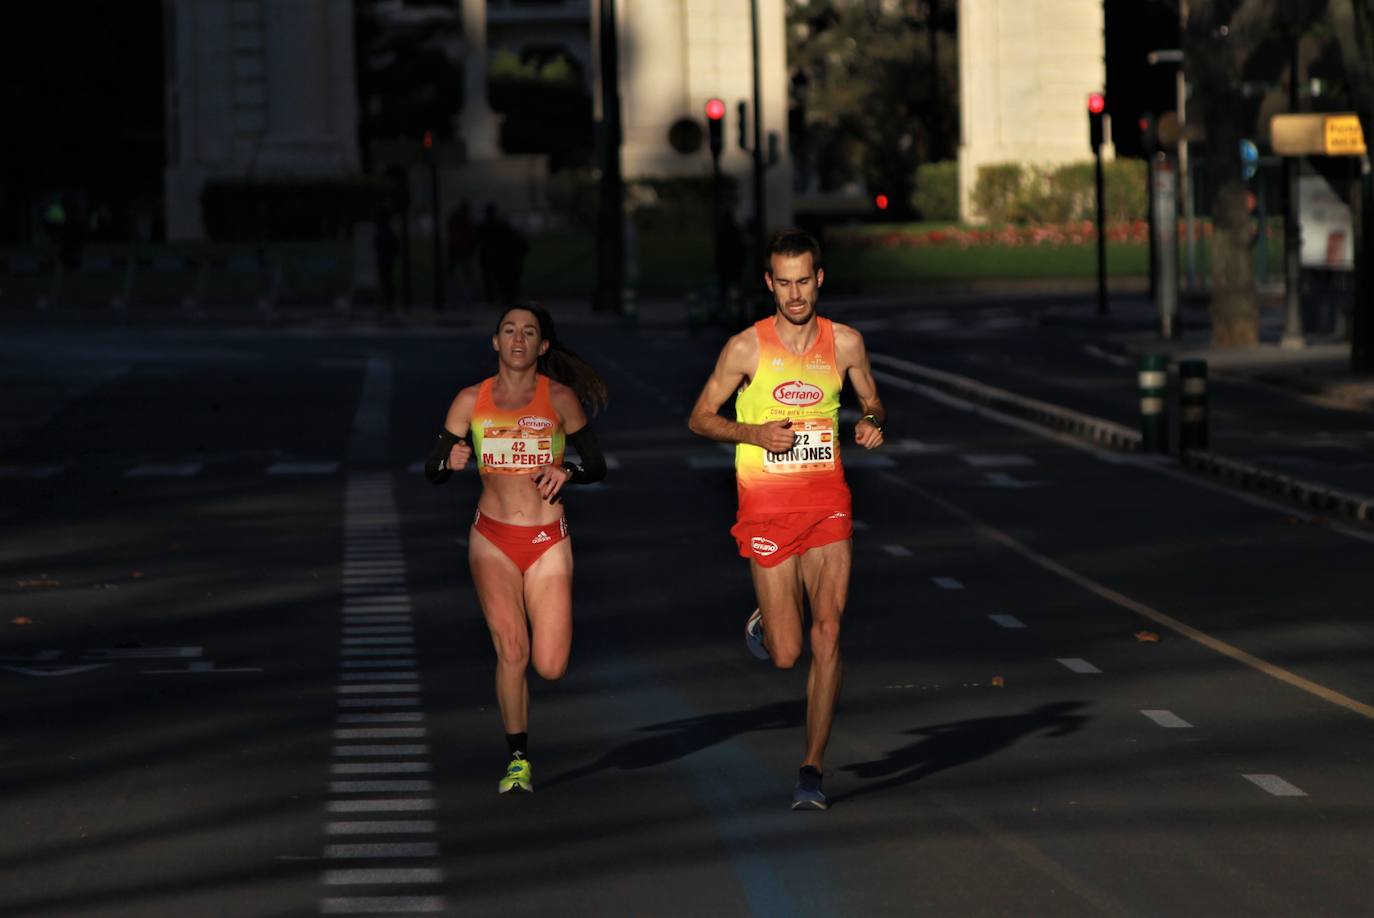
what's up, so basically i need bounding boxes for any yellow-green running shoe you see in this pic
[499,754,532,793]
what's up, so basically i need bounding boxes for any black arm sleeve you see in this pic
[562,426,606,484]
[424,429,466,484]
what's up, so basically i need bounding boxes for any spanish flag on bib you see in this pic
[733,316,852,520]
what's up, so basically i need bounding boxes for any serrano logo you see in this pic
[518,415,554,432]
[772,380,823,406]
[751,536,779,556]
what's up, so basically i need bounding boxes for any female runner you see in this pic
[426,303,608,793]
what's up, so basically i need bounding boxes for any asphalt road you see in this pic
[1,313,1371,917]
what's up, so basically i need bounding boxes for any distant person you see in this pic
[447,200,477,307]
[425,303,608,793]
[688,229,886,810]
[374,215,400,309]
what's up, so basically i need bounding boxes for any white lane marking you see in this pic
[882,544,913,557]
[983,472,1045,489]
[0,464,67,478]
[852,520,870,531]
[335,727,428,739]
[1243,774,1307,797]
[322,867,444,885]
[341,659,418,669]
[343,626,413,635]
[84,647,202,660]
[333,745,429,757]
[1141,710,1193,728]
[889,438,954,454]
[341,637,415,646]
[336,683,421,693]
[336,713,426,724]
[343,594,411,603]
[332,762,431,773]
[125,462,204,478]
[1058,658,1102,674]
[325,820,436,834]
[338,697,420,708]
[1083,343,1133,368]
[342,616,411,625]
[325,843,438,859]
[326,799,436,813]
[330,780,434,794]
[879,473,1374,721]
[267,461,340,475]
[341,671,419,681]
[340,648,413,657]
[687,455,734,470]
[342,562,407,570]
[844,453,898,469]
[933,577,964,590]
[604,454,621,470]
[962,454,1037,468]
[989,614,1026,629]
[320,896,446,914]
[342,606,413,615]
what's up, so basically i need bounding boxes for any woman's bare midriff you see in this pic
[476,472,565,526]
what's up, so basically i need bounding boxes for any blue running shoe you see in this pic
[745,608,770,660]
[792,766,828,811]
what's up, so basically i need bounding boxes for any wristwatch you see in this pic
[860,414,883,432]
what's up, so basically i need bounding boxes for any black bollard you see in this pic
[1138,354,1168,453]
[1178,359,1208,450]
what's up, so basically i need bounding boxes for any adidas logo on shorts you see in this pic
[531,530,552,544]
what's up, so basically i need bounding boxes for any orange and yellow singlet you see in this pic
[734,317,851,519]
[470,375,565,475]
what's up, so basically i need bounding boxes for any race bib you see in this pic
[763,417,836,474]
[480,426,555,473]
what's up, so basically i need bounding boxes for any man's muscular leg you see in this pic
[751,537,851,768]
[798,538,850,769]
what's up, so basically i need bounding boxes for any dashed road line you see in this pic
[1243,774,1307,797]
[1057,658,1103,674]
[882,544,913,557]
[932,577,964,590]
[988,614,1026,629]
[1140,710,1193,728]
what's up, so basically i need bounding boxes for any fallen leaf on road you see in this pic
[1134,630,1160,643]
[991,675,1005,687]
[11,617,33,625]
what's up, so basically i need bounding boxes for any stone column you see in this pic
[458,0,500,159]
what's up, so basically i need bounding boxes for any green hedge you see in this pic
[972,160,1147,224]
[912,161,959,222]
[201,177,392,241]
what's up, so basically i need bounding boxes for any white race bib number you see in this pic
[763,418,836,474]
[481,429,554,473]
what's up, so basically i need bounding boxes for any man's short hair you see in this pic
[766,229,822,273]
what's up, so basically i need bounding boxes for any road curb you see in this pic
[871,352,1374,527]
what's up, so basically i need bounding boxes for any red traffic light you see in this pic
[1087,93,1106,115]
[423,130,434,149]
[705,98,726,121]
[874,193,890,211]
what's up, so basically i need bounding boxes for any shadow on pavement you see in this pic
[835,700,1090,803]
[541,699,803,789]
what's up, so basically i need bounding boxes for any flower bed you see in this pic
[832,220,1156,249]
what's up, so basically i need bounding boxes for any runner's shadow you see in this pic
[833,701,1089,804]
[541,699,802,790]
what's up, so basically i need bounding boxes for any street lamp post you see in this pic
[1279,0,1306,349]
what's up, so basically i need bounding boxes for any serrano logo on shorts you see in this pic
[517,415,554,432]
[751,536,779,556]
[772,380,823,406]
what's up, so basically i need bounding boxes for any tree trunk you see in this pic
[1186,0,1266,348]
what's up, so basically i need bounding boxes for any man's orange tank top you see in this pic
[470,375,565,475]
[733,316,850,518]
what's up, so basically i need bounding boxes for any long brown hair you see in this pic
[496,303,609,415]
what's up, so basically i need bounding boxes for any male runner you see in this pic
[688,229,885,810]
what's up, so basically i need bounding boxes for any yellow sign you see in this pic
[1324,115,1366,155]
[1272,113,1367,156]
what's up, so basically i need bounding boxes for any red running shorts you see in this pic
[473,510,568,573]
[731,509,853,568]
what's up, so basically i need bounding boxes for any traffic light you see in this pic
[874,193,890,211]
[1139,113,1156,155]
[1088,92,1106,153]
[705,98,725,156]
